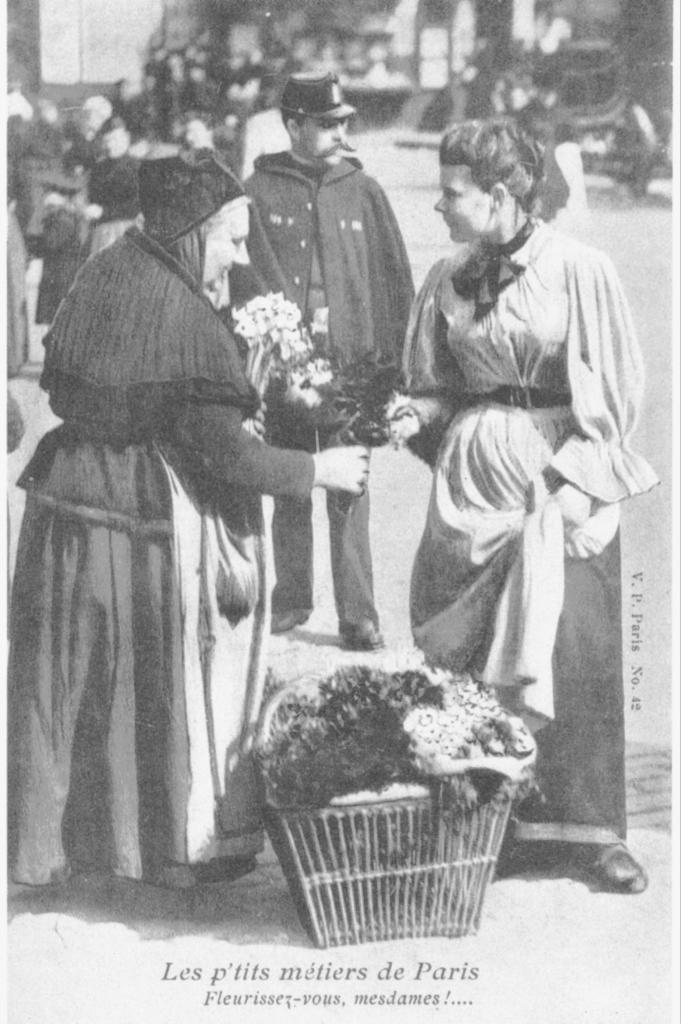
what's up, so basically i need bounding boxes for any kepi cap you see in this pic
[280,73,355,121]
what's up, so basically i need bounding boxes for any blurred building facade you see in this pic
[9,0,667,96]
[9,0,202,98]
[9,0,667,152]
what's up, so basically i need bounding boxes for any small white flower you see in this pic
[404,707,431,733]
[307,359,334,387]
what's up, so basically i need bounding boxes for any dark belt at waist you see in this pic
[465,386,572,410]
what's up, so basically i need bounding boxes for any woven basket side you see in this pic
[266,788,513,947]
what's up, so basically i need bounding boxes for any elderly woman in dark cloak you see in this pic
[8,152,368,889]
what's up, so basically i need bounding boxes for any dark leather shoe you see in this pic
[339,620,385,651]
[590,843,648,894]
[271,609,311,635]
[494,839,566,880]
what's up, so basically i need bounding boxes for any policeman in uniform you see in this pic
[246,73,414,649]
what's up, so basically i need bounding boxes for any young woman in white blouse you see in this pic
[400,119,658,893]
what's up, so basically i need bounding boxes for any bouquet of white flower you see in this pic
[232,292,314,398]
[233,296,408,449]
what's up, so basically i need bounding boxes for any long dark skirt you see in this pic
[7,490,266,885]
[414,525,627,841]
[524,534,627,841]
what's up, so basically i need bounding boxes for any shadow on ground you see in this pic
[288,627,342,648]
[8,851,309,946]
[8,833,629,946]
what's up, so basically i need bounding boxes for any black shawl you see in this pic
[41,226,258,442]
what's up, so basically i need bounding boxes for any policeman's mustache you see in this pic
[337,139,356,153]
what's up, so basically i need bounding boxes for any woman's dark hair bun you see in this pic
[439,119,545,214]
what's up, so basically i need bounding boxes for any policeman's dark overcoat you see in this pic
[246,152,414,368]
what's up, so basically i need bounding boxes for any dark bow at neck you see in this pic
[453,219,536,321]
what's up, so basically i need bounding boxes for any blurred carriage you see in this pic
[416,38,670,198]
[530,40,669,196]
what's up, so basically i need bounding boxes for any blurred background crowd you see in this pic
[6,0,673,379]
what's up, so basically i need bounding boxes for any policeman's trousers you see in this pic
[271,487,379,629]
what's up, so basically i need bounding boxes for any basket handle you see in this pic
[255,674,327,749]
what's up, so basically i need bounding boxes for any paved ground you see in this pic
[6,826,673,1024]
[6,132,675,1024]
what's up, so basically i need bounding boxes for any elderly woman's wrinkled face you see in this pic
[435,164,496,244]
[203,202,250,306]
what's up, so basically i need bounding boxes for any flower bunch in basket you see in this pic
[256,662,536,812]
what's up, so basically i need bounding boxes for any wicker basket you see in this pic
[265,786,511,947]
[257,675,523,948]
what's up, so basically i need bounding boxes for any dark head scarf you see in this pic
[138,149,245,244]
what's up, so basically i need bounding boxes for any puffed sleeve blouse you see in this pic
[402,223,658,722]
[402,222,659,504]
